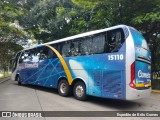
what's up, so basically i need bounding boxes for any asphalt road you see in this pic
[0,79,160,120]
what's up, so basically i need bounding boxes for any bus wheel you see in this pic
[17,76,22,85]
[58,79,70,97]
[73,82,87,101]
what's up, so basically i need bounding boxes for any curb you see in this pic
[0,77,10,84]
[152,90,160,93]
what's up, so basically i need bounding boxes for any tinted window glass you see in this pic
[61,42,71,57]
[80,36,93,55]
[30,49,39,62]
[49,44,58,58]
[37,46,54,60]
[80,33,105,55]
[107,28,125,53]
[46,29,124,57]
[20,50,30,62]
[69,41,81,56]
[92,34,105,54]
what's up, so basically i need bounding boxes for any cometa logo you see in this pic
[25,63,38,68]
[138,70,150,79]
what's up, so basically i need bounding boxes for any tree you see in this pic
[19,0,112,42]
[0,42,23,75]
[0,0,26,73]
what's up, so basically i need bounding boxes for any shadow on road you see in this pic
[87,96,140,110]
[13,82,140,110]
[13,82,58,94]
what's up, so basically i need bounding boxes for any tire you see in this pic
[58,79,70,97]
[73,82,87,101]
[17,76,22,85]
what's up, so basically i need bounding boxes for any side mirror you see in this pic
[19,59,23,63]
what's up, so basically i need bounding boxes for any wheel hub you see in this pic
[76,85,84,97]
[60,83,67,94]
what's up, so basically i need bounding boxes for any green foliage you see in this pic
[0,0,26,70]
[71,0,99,9]
[0,42,23,70]
[0,0,27,42]
[20,0,112,41]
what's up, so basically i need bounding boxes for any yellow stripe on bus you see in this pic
[136,83,144,87]
[136,83,151,88]
[45,44,73,85]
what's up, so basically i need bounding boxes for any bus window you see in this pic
[20,51,30,62]
[30,48,39,62]
[80,36,92,55]
[107,28,125,53]
[92,33,105,54]
[69,40,80,56]
[37,46,54,60]
[80,34,105,55]
[61,42,71,57]
[48,49,55,58]
[50,44,59,58]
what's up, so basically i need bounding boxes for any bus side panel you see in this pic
[67,52,126,100]
[18,62,38,84]
[17,51,126,100]
[18,58,66,88]
[18,63,28,83]
[30,58,65,88]
[26,62,38,84]
[101,53,126,100]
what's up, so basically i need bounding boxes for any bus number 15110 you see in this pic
[108,54,124,60]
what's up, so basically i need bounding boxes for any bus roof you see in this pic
[23,24,128,51]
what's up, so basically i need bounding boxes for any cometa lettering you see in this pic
[25,63,38,68]
[138,70,150,78]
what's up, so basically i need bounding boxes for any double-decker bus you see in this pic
[11,25,151,100]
